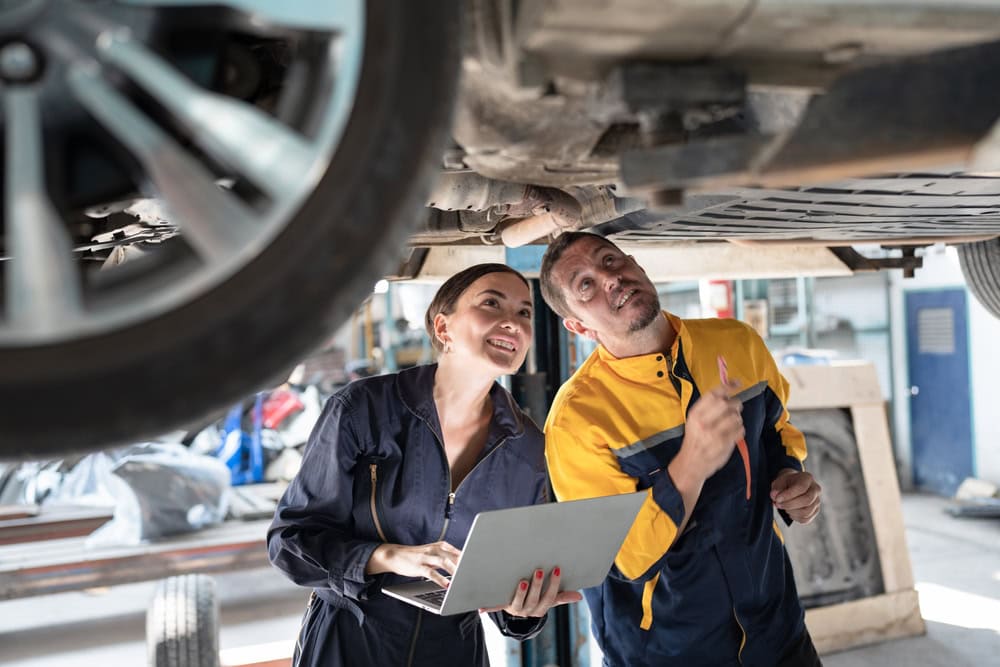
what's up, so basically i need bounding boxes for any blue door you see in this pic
[905,289,974,495]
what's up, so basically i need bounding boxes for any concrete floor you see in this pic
[0,568,306,666]
[823,493,1000,667]
[0,493,997,666]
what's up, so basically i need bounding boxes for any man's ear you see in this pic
[433,312,451,348]
[563,317,598,341]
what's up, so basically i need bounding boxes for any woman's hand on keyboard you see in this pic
[365,541,461,588]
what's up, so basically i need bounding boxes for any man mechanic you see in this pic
[539,231,823,667]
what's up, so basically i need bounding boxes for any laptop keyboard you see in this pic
[414,589,447,606]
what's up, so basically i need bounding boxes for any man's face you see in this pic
[551,236,661,340]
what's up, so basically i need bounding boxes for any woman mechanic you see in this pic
[268,263,581,666]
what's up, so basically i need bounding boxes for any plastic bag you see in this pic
[0,459,75,505]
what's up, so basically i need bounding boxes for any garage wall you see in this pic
[888,245,1000,489]
[808,272,892,402]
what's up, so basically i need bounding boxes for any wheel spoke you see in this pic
[68,66,260,263]
[114,0,355,33]
[95,29,316,198]
[0,0,365,346]
[4,88,84,335]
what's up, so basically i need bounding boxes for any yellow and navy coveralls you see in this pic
[545,312,809,667]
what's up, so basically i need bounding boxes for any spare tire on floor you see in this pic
[147,574,220,667]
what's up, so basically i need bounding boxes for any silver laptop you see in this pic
[382,491,646,615]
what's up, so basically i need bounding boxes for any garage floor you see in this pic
[0,493,997,666]
[824,493,1000,667]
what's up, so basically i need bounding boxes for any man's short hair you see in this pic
[539,231,618,319]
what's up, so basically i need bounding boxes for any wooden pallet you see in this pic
[784,362,926,654]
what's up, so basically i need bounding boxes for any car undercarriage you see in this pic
[3,0,1000,456]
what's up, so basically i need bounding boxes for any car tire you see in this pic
[958,237,1000,319]
[147,574,219,667]
[0,0,460,459]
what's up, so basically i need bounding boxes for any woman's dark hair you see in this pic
[424,263,530,352]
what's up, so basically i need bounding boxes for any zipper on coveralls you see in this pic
[435,433,512,540]
[403,425,516,664]
[405,611,424,667]
[444,492,456,520]
[369,462,422,663]
[734,608,747,663]
[369,463,388,542]
[295,590,318,657]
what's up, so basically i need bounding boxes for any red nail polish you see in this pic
[520,581,528,591]
[535,569,543,579]
[554,567,561,577]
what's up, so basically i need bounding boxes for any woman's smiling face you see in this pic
[436,271,534,375]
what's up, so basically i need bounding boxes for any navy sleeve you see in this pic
[492,610,548,640]
[750,325,808,527]
[760,413,802,527]
[762,388,805,482]
[267,394,381,600]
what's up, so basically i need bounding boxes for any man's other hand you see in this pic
[770,469,821,524]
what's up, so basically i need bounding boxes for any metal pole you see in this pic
[384,283,398,372]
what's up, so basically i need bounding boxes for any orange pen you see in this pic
[718,355,752,500]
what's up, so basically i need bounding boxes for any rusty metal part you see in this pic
[496,185,646,247]
[453,71,618,186]
[407,209,493,245]
[497,186,583,247]
[829,246,923,278]
[458,209,501,233]
[498,212,565,247]
[425,170,528,212]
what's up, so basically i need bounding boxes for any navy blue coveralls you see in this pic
[267,364,549,666]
